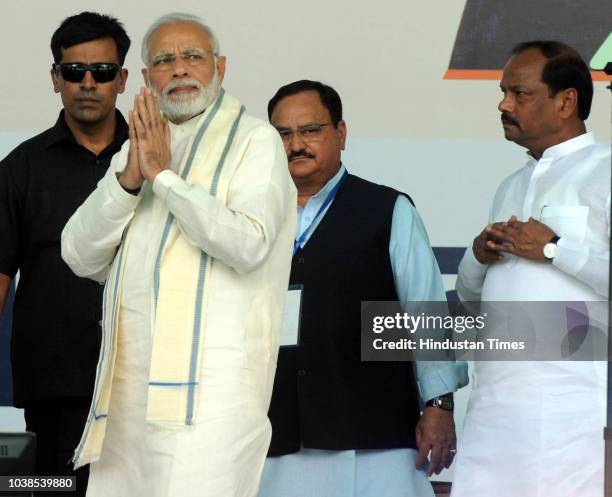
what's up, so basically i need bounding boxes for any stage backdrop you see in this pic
[0,0,610,482]
[446,0,611,80]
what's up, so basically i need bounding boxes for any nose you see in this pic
[288,131,307,152]
[80,70,97,90]
[171,56,189,78]
[498,93,513,114]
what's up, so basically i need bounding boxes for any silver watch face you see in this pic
[433,397,454,411]
[543,242,558,259]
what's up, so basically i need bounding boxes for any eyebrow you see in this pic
[274,122,323,131]
[150,47,213,63]
[499,83,528,90]
[151,51,174,63]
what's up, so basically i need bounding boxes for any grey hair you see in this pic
[141,12,220,65]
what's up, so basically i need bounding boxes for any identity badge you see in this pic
[280,284,303,347]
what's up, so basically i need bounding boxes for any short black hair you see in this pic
[268,80,343,126]
[51,11,131,65]
[512,40,593,120]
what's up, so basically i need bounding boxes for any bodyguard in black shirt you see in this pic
[0,12,130,496]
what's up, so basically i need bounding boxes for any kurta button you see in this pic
[298,257,304,263]
[297,369,307,376]
[95,159,101,165]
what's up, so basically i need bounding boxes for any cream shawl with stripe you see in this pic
[74,90,245,467]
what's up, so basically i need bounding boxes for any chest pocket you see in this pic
[26,189,73,247]
[540,205,589,243]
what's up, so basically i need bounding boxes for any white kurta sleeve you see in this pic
[455,186,504,303]
[552,193,610,298]
[151,124,293,274]
[455,248,489,302]
[61,142,141,282]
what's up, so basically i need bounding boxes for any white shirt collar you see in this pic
[528,132,595,163]
[311,163,346,200]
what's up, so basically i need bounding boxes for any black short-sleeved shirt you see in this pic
[0,110,128,407]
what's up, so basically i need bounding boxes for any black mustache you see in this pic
[289,151,315,161]
[501,113,519,126]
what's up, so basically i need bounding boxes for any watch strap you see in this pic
[425,393,454,411]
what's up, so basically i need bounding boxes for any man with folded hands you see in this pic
[453,41,610,497]
[61,12,296,497]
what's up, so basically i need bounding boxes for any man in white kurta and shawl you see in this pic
[61,12,297,497]
[451,41,610,497]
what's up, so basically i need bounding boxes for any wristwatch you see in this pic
[426,393,454,411]
[543,235,560,261]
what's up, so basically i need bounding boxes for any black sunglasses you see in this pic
[54,63,120,83]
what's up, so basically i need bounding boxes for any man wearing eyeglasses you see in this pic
[0,11,129,497]
[258,80,468,497]
[61,12,296,497]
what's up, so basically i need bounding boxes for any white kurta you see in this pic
[452,133,610,497]
[61,97,297,497]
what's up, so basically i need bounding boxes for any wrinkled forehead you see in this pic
[272,91,331,126]
[147,22,214,59]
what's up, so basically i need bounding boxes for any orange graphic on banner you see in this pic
[444,69,612,81]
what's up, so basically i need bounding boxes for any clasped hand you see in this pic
[118,87,171,190]
[472,215,556,263]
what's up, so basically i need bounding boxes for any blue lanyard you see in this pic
[293,170,348,255]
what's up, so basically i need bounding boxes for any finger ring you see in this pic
[449,449,457,454]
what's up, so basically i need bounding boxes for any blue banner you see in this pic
[0,282,14,406]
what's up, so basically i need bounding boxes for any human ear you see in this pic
[337,120,347,150]
[50,69,60,93]
[558,88,578,119]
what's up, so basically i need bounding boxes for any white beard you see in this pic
[156,70,220,123]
